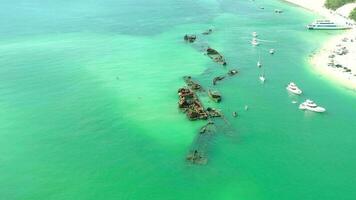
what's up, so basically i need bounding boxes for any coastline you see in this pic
[310,29,356,91]
[284,0,356,91]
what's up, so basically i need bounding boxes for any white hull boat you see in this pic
[259,75,266,83]
[307,19,351,30]
[251,38,259,46]
[286,82,302,95]
[299,99,326,113]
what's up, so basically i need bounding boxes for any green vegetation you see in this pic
[325,0,356,10]
[350,8,356,20]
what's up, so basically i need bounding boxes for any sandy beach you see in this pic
[284,0,356,91]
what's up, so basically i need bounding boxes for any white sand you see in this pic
[284,0,356,90]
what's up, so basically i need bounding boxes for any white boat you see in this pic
[251,38,259,46]
[257,61,262,68]
[252,32,258,37]
[286,82,302,95]
[307,19,351,30]
[269,49,275,54]
[259,74,266,83]
[299,99,326,113]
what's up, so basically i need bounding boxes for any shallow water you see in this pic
[0,0,356,199]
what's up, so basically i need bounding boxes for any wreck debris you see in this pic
[186,149,207,165]
[199,121,215,134]
[212,75,226,85]
[206,47,227,65]
[206,107,222,118]
[208,90,222,103]
[202,29,213,35]
[178,88,208,120]
[184,34,197,43]
[187,121,216,165]
[183,76,203,91]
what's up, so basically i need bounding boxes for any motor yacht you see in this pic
[252,32,258,37]
[269,49,275,54]
[286,82,302,95]
[299,99,326,113]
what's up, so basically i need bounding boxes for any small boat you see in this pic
[257,51,263,67]
[299,99,326,113]
[274,9,283,13]
[259,74,266,83]
[232,112,238,117]
[252,32,258,37]
[208,90,222,103]
[269,49,275,54]
[228,69,238,76]
[251,38,259,46]
[286,82,302,95]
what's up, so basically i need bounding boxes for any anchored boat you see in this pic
[251,38,259,46]
[299,99,326,113]
[286,82,302,95]
[259,74,266,83]
[307,19,351,30]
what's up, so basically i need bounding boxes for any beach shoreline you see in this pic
[284,0,356,91]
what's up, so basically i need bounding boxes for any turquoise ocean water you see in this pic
[0,0,356,199]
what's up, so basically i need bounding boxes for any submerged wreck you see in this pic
[212,76,226,85]
[208,90,222,103]
[183,76,203,91]
[199,121,215,134]
[184,34,197,43]
[206,47,226,65]
[186,149,207,165]
[177,74,227,165]
[178,88,208,120]
[202,29,213,35]
[186,122,216,165]
[206,107,222,118]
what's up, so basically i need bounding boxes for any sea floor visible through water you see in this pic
[0,0,355,199]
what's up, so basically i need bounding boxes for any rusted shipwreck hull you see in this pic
[183,76,203,91]
[178,88,208,120]
[208,90,222,103]
[206,47,226,65]
[186,121,216,165]
[184,34,197,43]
